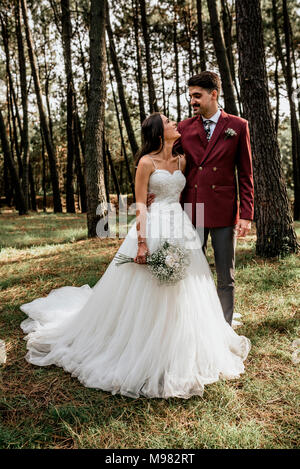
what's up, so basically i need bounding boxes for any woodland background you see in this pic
[0,0,299,450]
[0,0,299,256]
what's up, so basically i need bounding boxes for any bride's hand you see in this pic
[134,243,149,264]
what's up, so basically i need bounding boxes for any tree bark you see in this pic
[20,0,62,212]
[16,0,29,211]
[28,162,37,211]
[173,16,181,122]
[139,0,158,113]
[108,61,136,200]
[282,0,300,220]
[0,109,27,215]
[132,0,146,125]
[271,0,300,220]
[106,5,139,157]
[61,0,76,212]
[196,0,206,72]
[207,0,238,115]
[221,0,242,115]
[84,0,107,237]
[159,46,167,116]
[106,144,121,198]
[236,0,298,257]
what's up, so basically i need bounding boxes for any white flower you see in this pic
[224,128,237,139]
[165,255,176,268]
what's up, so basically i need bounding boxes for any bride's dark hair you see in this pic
[135,113,165,168]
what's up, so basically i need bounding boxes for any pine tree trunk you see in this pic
[102,130,110,203]
[207,0,238,115]
[221,0,242,115]
[159,46,167,116]
[0,109,27,215]
[41,130,47,212]
[108,63,135,201]
[20,0,62,212]
[106,144,121,198]
[28,162,37,211]
[16,0,29,212]
[74,110,87,212]
[132,0,146,125]
[236,0,299,257]
[274,55,280,135]
[61,0,75,213]
[282,0,300,220]
[84,0,107,237]
[271,0,300,219]
[173,18,181,122]
[196,0,206,72]
[106,7,139,157]
[139,0,158,113]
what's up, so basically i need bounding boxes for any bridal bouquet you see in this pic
[114,241,190,286]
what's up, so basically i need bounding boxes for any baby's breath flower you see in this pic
[114,241,191,286]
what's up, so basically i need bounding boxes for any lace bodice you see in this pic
[147,157,186,205]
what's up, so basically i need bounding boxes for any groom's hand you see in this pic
[235,219,251,238]
[146,192,155,207]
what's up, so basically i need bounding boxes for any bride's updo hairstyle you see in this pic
[135,112,165,169]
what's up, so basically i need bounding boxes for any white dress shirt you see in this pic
[202,108,221,139]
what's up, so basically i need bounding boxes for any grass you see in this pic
[0,210,299,449]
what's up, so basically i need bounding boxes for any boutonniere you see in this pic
[224,128,237,140]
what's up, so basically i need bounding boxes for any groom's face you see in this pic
[189,86,217,116]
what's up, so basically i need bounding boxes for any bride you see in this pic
[20,113,251,399]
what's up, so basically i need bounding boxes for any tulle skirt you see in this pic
[20,204,251,399]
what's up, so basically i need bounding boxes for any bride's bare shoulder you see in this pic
[137,155,155,170]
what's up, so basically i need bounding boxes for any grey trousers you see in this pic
[198,225,237,325]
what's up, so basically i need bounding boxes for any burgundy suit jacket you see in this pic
[174,109,254,228]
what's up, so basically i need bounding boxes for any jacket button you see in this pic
[195,184,198,188]
[213,167,217,171]
[212,185,216,189]
[199,166,203,170]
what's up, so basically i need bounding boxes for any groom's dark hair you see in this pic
[188,71,221,99]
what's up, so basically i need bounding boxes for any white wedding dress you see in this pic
[20,158,251,399]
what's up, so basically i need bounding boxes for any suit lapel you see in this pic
[199,109,229,165]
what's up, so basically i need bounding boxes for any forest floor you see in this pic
[0,210,299,449]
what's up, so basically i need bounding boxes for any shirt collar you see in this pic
[201,108,221,123]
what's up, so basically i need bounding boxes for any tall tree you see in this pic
[15,0,29,211]
[173,10,181,122]
[207,0,238,115]
[84,0,107,237]
[132,0,146,125]
[196,0,206,72]
[61,0,76,213]
[20,0,62,212]
[0,109,27,215]
[236,0,298,257]
[271,0,300,220]
[108,61,135,200]
[221,0,242,115]
[139,0,158,113]
[282,0,300,220]
[106,4,139,157]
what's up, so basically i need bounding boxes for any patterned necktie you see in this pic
[203,119,213,141]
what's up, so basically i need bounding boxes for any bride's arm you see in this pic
[134,158,152,264]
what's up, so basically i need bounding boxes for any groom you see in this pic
[149,71,254,325]
[178,71,254,325]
